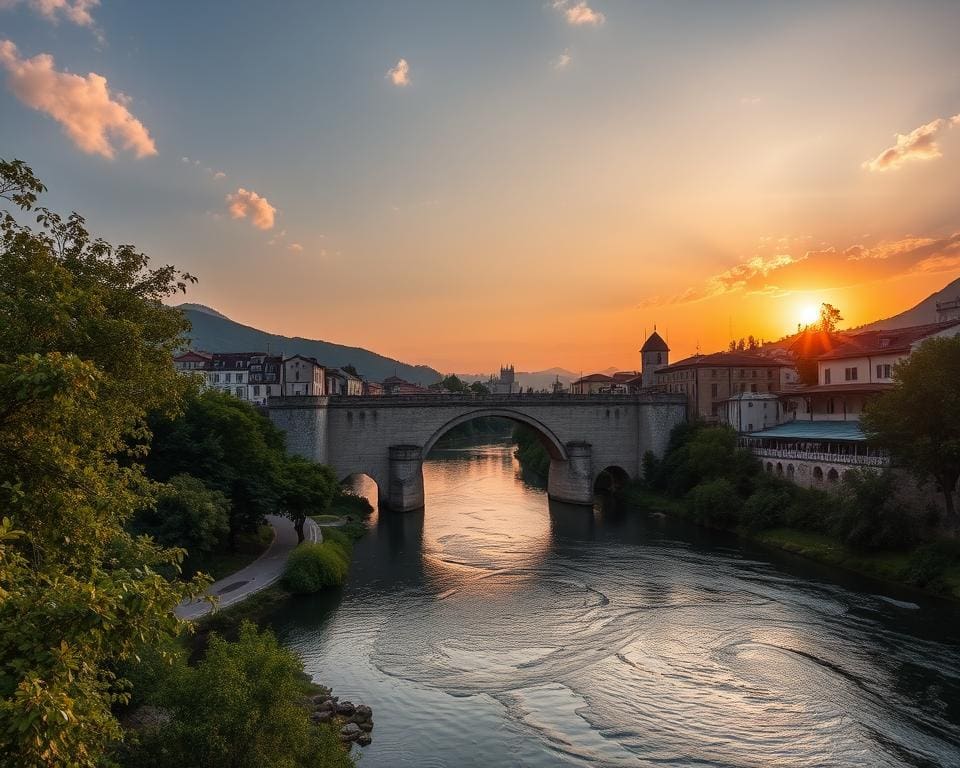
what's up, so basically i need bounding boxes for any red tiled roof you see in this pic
[817,320,960,361]
[611,371,640,382]
[797,383,894,395]
[658,352,791,373]
[574,373,615,383]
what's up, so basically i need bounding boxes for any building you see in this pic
[640,330,670,388]
[937,296,960,323]
[246,354,283,405]
[364,380,384,396]
[740,421,889,489]
[722,392,782,433]
[326,367,364,397]
[741,320,960,488]
[382,375,432,395]
[799,319,960,421]
[486,365,521,394]
[570,373,627,394]
[283,355,326,396]
[654,352,793,421]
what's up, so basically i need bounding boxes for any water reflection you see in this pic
[273,441,960,767]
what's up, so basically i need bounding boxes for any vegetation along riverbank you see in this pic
[515,418,960,599]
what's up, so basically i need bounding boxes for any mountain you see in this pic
[176,305,442,385]
[854,276,960,332]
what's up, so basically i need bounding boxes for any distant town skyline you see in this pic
[2,0,959,371]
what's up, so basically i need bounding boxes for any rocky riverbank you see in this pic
[308,690,375,748]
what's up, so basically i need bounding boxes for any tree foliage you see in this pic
[0,160,205,766]
[147,391,286,544]
[120,622,353,768]
[281,456,338,543]
[132,474,231,567]
[862,336,960,521]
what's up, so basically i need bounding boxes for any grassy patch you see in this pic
[310,514,342,524]
[196,524,273,581]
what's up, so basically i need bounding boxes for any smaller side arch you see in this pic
[594,465,630,494]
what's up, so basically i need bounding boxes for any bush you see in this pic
[333,488,374,518]
[835,470,914,551]
[686,478,741,529]
[741,477,794,532]
[282,541,350,594]
[117,622,354,768]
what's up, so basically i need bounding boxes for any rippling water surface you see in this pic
[270,441,960,767]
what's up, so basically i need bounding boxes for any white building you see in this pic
[283,355,326,396]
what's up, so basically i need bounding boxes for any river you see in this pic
[270,440,960,767]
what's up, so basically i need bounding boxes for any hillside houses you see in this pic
[173,351,410,404]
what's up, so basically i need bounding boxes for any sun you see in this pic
[798,303,820,328]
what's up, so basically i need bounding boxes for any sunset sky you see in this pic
[2,0,959,374]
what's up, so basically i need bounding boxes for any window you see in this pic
[711,369,717,378]
[826,398,835,414]
[235,387,244,398]
[876,364,892,379]
[752,370,757,378]
[711,383,719,398]
[844,367,858,381]
[214,373,220,383]
[225,373,231,383]
[253,385,261,396]
[824,368,831,385]
[767,369,773,379]
[750,383,757,393]
[747,401,754,408]
[656,353,662,364]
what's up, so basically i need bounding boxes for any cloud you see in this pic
[226,188,276,230]
[552,50,572,70]
[212,170,226,180]
[641,234,960,307]
[0,40,156,158]
[386,58,410,87]
[739,95,761,105]
[287,242,303,253]
[864,114,960,172]
[1,0,99,28]
[552,0,604,26]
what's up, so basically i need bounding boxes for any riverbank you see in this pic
[622,486,960,600]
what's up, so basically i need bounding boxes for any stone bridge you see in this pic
[268,393,687,511]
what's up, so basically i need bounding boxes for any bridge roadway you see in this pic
[268,392,687,511]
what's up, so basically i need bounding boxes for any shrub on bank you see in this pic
[686,478,741,529]
[332,488,374,518]
[283,541,350,593]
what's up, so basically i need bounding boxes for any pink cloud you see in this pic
[1,0,99,28]
[864,114,960,172]
[553,0,605,26]
[287,243,303,253]
[387,58,410,87]
[0,40,156,158]
[226,187,276,230]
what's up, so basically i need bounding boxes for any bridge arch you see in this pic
[594,465,630,494]
[421,408,568,460]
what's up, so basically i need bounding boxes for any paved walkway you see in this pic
[176,514,321,620]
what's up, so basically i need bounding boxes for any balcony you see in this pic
[749,446,888,467]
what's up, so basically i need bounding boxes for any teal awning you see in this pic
[747,420,866,442]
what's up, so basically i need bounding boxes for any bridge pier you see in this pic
[547,441,594,506]
[387,445,425,512]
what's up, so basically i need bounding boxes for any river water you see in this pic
[270,441,960,767]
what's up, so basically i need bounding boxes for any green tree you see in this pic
[0,160,205,766]
[862,336,960,521]
[131,474,231,568]
[122,622,353,768]
[147,391,286,546]
[281,456,338,543]
[469,380,490,394]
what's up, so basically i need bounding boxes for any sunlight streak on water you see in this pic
[274,442,960,767]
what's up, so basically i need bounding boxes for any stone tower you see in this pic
[640,328,669,389]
